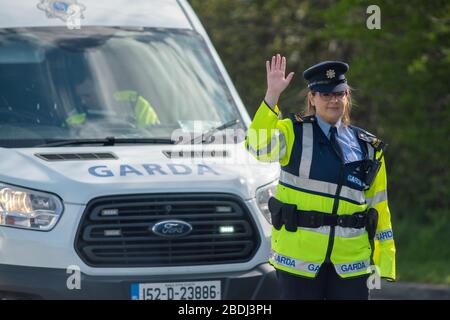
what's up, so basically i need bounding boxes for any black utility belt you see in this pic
[268,197,378,238]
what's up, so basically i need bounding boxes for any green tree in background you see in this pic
[190,0,450,284]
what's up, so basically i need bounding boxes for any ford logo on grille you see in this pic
[151,220,192,238]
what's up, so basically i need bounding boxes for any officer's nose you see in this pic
[329,98,338,105]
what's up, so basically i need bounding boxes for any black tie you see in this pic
[330,126,344,162]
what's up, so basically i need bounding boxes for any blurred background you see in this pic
[190,0,449,285]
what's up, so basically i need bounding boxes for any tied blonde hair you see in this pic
[303,88,353,125]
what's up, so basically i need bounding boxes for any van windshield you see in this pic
[0,27,243,148]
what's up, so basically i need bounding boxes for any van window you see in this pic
[0,27,242,147]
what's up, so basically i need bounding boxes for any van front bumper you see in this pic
[0,262,279,300]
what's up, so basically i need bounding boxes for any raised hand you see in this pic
[264,54,295,108]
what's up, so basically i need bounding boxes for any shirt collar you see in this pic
[315,114,343,138]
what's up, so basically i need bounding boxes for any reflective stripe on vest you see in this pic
[299,226,366,238]
[246,129,286,159]
[299,123,313,178]
[335,226,367,238]
[299,226,330,235]
[270,251,321,275]
[334,259,370,275]
[366,190,388,207]
[279,170,365,204]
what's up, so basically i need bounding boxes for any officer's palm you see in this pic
[266,54,294,95]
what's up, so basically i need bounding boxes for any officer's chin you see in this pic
[325,108,343,123]
[326,106,342,113]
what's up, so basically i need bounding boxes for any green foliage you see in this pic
[189,0,450,283]
[395,215,450,284]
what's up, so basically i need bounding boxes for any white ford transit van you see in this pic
[0,0,280,299]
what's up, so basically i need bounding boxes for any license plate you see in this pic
[131,280,221,300]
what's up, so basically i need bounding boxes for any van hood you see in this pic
[0,143,279,204]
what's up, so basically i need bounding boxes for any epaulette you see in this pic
[351,126,385,152]
[290,113,315,124]
[301,114,316,123]
[294,113,303,123]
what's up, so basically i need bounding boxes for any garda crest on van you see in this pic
[37,0,86,24]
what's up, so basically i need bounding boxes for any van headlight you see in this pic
[0,183,63,231]
[255,180,278,224]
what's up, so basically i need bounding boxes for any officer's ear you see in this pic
[308,91,316,107]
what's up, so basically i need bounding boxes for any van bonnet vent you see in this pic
[35,153,118,161]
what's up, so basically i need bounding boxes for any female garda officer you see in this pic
[245,54,396,300]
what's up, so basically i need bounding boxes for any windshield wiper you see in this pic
[181,119,241,145]
[37,136,176,147]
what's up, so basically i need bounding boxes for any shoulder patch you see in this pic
[352,126,384,151]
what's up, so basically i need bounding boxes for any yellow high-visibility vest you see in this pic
[246,101,396,280]
[66,90,160,127]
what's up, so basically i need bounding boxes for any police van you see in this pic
[0,0,280,299]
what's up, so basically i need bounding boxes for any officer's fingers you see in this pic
[286,72,295,83]
[281,56,286,73]
[276,53,281,70]
[266,60,270,74]
[271,55,276,71]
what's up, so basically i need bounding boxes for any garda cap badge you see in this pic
[326,69,336,79]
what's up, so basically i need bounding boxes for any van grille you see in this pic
[75,194,260,267]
